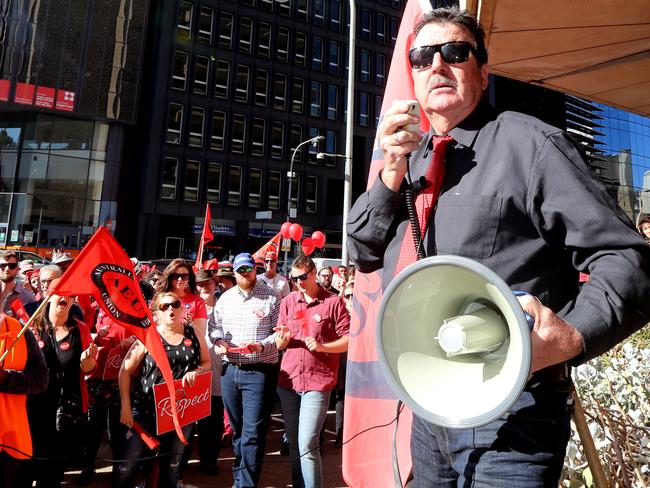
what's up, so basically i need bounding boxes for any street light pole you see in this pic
[284,134,324,274]
[342,0,356,267]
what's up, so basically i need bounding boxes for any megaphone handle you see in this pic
[512,291,535,330]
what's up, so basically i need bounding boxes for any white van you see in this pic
[311,257,343,271]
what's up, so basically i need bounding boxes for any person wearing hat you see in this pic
[258,252,290,299]
[216,264,236,294]
[51,252,74,273]
[210,252,281,488]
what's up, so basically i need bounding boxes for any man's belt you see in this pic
[224,361,276,372]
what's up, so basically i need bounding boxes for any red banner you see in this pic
[14,83,35,105]
[153,371,212,435]
[0,80,9,102]
[101,346,125,381]
[55,90,75,111]
[35,86,56,109]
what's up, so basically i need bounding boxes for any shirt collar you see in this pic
[237,279,264,299]
[296,285,327,304]
[447,98,497,149]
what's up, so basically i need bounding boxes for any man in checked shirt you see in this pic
[210,252,281,488]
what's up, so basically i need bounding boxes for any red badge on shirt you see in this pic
[313,313,322,323]
[59,342,70,351]
[255,309,265,318]
[183,339,192,347]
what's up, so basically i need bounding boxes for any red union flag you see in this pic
[253,232,282,261]
[35,86,56,109]
[51,227,188,443]
[14,83,35,105]
[55,90,75,111]
[153,372,212,435]
[342,1,431,486]
[0,80,10,102]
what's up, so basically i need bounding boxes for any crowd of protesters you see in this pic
[0,247,354,488]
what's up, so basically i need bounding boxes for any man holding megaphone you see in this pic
[347,6,650,487]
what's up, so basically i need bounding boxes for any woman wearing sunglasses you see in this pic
[16,280,97,488]
[162,259,208,338]
[115,291,211,488]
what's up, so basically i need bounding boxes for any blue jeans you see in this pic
[277,387,331,488]
[221,363,277,488]
[411,378,574,487]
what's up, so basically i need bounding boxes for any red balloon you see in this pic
[301,237,315,256]
[289,223,303,241]
[311,231,326,248]
[281,222,292,239]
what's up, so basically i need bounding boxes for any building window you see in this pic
[260,0,273,11]
[276,27,289,62]
[325,130,337,166]
[375,95,383,127]
[211,111,226,151]
[258,22,271,59]
[231,114,246,153]
[198,7,213,45]
[242,0,256,5]
[295,32,307,67]
[239,17,253,54]
[248,168,263,208]
[330,0,341,31]
[290,124,303,156]
[328,40,339,75]
[376,53,386,86]
[251,118,265,156]
[194,55,209,94]
[296,0,308,21]
[390,17,399,45]
[305,175,318,213]
[188,107,205,147]
[172,51,188,91]
[255,69,268,106]
[235,65,250,103]
[274,73,287,110]
[376,12,386,44]
[292,78,305,113]
[278,0,290,16]
[271,122,285,159]
[269,170,281,210]
[360,49,370,83]
[359,91,369,126]
[308,127,320,162]
[214,60,230,98]
[161,157,178,199]
[227,165,242,206]
[360,8,371,40]
[206,162,222,203]
[177,2,192,40]
[313,0,324,26]
[310,81,321,117]
[219,12,233,49]
[166,103,183,144]
[184,160,200,201]
[312,37,323,71]
[327,85,338,120]
[289,174,300,212]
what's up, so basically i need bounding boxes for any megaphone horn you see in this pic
[376,255,532,429]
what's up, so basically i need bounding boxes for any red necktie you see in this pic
[394,135,454,276]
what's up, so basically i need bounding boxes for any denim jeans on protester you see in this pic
[220,362,277,488]
[277,387,331,488]
[410,377,574,488]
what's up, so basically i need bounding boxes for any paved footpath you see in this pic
[64,411,348,487]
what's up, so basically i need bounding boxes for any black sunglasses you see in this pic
[236,266,255,274]
[345,293,353,299]
[170,272,190,281]
[409,41,476,69]
[0,262,18,270]
[264,259,276,264]
[290,270,313,283]
[158,301,181,312]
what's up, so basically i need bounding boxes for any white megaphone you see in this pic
[376,255,533,428]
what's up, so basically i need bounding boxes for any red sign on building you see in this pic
[55,89,75,112]
[14,83,36,105]
[0,80,9,102]
[153,371,212,435]
[35,86,56,109]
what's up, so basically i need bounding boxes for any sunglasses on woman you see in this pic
[158,301,181,312]
[409,41,476,70]
[170,272,190,281]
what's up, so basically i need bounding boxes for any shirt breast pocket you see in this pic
[433,194,502,259]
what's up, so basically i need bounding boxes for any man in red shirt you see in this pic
[275,255,350,488]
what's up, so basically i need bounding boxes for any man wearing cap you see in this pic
[210,252,281,488]
[258,252,290,299]
[1,251,36,317]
